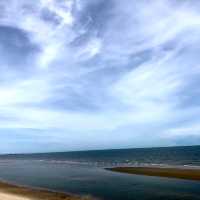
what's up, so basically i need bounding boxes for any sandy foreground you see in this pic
[0,181,93,200]
[106,166,200,181]
[0,192,31,200]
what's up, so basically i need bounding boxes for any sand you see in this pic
[0,192,31,200]
[0,180,93,200]
[106,166,200,181]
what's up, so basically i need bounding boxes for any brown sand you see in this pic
[106,167,200,181]
[0,181,93,200]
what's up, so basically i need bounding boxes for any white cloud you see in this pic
[164,123,200,138]
[75,37,102,61]
[1,0,200,151]
[0,77,54,106]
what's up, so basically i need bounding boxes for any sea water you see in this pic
[0,146,200,200]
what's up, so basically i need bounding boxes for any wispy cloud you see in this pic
[0,0,200,153]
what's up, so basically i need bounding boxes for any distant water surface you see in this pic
[0,146,200,200]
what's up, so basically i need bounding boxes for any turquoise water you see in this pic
[0,146,200,200]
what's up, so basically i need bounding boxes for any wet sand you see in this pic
[106,166,200,181]
[0,181,93,200]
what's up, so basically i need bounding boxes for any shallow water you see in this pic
[0,146,200,200]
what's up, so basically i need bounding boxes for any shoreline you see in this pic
[106,166,200,181]
[0,180,93,200]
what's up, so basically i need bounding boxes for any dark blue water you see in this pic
[0,146,200,200]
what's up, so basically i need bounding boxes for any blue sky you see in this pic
[0,0,200,153]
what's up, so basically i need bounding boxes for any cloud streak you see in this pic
[0,0,200,153]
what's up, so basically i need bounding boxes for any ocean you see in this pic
[0,146,200,200]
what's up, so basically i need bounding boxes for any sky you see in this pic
[0,0,200,153]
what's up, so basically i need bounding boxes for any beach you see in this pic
[0,181,92,200]
[1,146,200,200]
[107,166,200,181]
